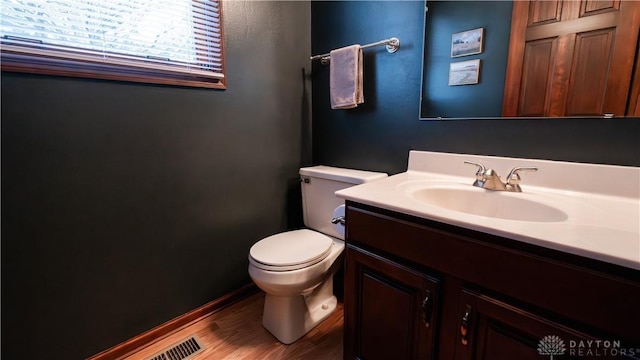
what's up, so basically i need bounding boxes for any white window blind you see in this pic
[1,0,225,87]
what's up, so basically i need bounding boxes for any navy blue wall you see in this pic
[1,2,310,359]
[311,1,639,175]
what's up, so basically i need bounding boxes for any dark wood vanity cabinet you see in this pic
[343,202,640,360]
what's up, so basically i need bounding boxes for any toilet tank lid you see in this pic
[299,166,387,184]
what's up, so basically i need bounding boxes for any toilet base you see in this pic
[261,275,337,344]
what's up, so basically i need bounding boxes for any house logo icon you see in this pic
[538,335,566,359]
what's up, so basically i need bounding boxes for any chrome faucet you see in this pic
[464,161,537,192]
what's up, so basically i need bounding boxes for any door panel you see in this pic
[454,290,592,360]
[359,272,415,360]
[528,0,562,25]
[344,245,439,360]
[519,38,558,116]
[566,28,615,115]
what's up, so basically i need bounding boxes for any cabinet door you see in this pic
[502,0,640,117]
[344,245,439,360]
[453,289,631,360]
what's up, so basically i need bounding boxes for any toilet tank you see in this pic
[299,166,387,239]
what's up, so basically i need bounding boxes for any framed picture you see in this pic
[448,59,480,86]
[451,27,484,58]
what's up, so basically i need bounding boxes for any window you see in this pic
[1,0,226,89]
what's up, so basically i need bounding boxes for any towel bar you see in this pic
[310,37,400,64]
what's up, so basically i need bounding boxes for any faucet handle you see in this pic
[464,161,486,175]
[464,161,486,186]
[506,167,538,192]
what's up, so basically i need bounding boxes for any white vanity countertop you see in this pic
[336,151,640,270]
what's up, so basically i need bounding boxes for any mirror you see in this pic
[420,0,640,120]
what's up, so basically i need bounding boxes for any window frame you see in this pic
[0,0,227,89]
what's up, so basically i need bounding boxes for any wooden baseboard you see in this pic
[87,283,259,360]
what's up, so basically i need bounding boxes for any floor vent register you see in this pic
[146,335,205,360]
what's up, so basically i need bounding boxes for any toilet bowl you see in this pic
[248,166,387,344]
[248,230,344,344]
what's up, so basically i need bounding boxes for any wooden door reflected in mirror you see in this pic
[502,0,640,118]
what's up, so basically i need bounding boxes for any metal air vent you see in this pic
[146,335,205,360]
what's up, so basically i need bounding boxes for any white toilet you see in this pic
[248,166,387,344]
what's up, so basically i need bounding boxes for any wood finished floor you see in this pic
[124,292,343,360]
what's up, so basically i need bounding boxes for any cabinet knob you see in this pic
[421,290,432,328]
[460,305,472,346]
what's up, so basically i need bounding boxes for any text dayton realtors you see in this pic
[569,339,638,357]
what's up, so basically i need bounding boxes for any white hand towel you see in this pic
[329,45,363,109]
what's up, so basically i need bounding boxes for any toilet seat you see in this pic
[249,229,334,271]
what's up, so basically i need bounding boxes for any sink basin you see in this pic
[407,186,568,222]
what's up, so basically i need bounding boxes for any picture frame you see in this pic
[451,27,484,58]
[448,59,480,86]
